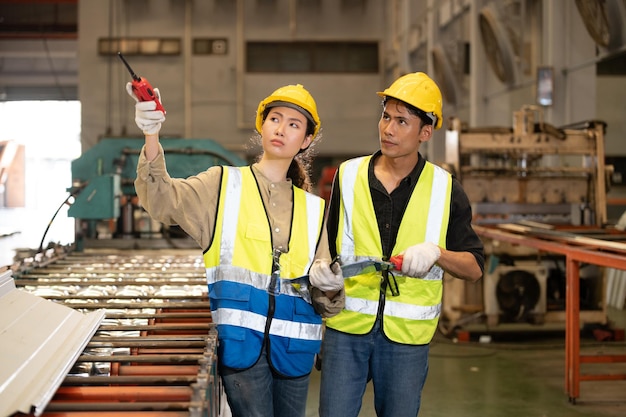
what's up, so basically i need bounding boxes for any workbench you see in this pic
[473,223,626,403]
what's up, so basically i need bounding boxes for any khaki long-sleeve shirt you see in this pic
[135,143,343,316]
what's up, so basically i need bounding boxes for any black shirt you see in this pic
[327,151,485,273]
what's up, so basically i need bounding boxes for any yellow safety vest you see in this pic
[325,156,451,345]
[204,166,326,376]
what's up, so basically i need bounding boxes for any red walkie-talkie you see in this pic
[118,52,166,114]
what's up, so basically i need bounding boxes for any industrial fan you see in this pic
[496,269,541,322]
[575,0,626,51]
[478,4,519,86]
[483,262,548,325]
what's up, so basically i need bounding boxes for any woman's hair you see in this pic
[287,141,315,192]
[250,115,321,192]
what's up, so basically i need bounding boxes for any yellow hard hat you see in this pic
[256,84,321,137]
[377,72,443,129]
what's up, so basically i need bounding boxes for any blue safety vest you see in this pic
[204,166,325,376]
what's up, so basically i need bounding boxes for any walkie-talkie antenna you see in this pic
[118,52,141,82]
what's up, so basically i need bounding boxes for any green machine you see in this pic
[67,137,246,248]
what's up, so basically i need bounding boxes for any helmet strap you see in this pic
[414,107,437,127]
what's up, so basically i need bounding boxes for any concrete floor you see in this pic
[305,308,626,417]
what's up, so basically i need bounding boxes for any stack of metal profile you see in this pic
[2,248,226,417]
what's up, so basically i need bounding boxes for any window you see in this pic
[0,101,80,262]
[246,41,378,73]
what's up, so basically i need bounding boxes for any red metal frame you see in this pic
[473,225,626,403]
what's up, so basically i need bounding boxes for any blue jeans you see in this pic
[319,323,429,417]
[220,349,310,417]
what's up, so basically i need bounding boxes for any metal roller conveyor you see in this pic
[4,248,226,417]
[62,375,200,385]
[15,279,207,286]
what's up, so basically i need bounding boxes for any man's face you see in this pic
[378,98,431,159]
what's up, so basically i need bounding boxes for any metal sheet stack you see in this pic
[9,248,225,417]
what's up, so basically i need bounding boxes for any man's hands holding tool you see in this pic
[309,259,344,292]
[397,242,441,278]
[126,82,165,135]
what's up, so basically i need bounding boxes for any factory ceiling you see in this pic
[0,0,77,100]
[0,0,77,39]
[0,0,624,101]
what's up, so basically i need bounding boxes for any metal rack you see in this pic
[442,106,611,329]
[2,249,226,417]
[446,106,608,226]
[473,223,626,403]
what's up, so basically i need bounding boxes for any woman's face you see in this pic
[261,106,312,160]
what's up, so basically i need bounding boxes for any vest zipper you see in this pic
[264,293,276,344]
[376,270,388,323]
[264,250,281,344]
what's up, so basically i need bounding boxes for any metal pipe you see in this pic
[96,323,213,332]
[87,340,207,348]
[63,375,197,385]
[57,302,210,309]
[76,354,203,363]
[43,412,189,417]
[20,267,203,273]
[133,348,205,355]
[117,365,199,376]
[52,386,193,402]
[102,313,212,319]
[90,336,206,343]
[36,295,207,301]
[46,402,192,411]
[15,279,206,286]
[76,354,202,363]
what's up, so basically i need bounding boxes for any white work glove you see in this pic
[309,259,344,292]
[126,82,165,135]
[400,242,441,278]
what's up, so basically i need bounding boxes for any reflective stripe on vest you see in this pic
[212,308,323,341]
[326,156,451,345]
[204,166,325,376]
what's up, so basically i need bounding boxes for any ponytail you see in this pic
[287,156,312,192]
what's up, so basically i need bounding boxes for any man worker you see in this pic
[315,72,485,417]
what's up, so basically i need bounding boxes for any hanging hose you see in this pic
[37,192,75,253]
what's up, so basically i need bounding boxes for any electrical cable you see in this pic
[37,192,74,253]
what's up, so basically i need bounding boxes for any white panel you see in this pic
[0,270,105,417]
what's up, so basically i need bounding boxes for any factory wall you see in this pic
[598,76,626,156]
[76,0,625,164]
[78,0,386,158]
